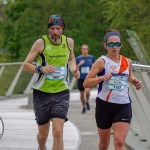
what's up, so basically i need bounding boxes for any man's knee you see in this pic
[38,132,49,140]
[80,92,85,100]
[85,89,90,95]
[53,128,63,140]
[38,124,49,139]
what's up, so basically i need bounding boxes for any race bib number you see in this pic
[81,67,90,73]
[46,66,66,80]
[107,74,128,90]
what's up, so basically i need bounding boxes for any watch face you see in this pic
[36,66,43,73]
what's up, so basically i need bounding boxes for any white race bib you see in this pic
[46,66,66,80]
[107,74,128,90]
[81,67,90,73]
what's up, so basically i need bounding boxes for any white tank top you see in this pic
[97,55,132,104]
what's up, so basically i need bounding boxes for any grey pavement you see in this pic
[0,96,80,150]
[0,89,131,150]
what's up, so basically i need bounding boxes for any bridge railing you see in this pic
[0,62,75,97]
[0,62,150,148]
[128,64,150,149]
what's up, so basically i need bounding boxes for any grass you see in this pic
[0,64,77,97]
[0,65,33,96]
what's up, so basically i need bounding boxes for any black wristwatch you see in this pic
[36,66,43,73]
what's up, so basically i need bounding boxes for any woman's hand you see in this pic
[131,78,142,90]
[101,73,113,81]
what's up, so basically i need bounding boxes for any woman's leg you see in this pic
[113,122,130,150]
[98,127,111,150]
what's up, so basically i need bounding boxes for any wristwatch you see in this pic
[36,66,43,73]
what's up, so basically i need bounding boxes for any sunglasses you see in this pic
[107,42,121,48]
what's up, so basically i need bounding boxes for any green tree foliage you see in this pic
[101,0,150,60]
[1,0,48,61]
[0,0,150,62]
[1,0,107,61]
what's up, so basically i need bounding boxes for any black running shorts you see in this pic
[33,89,70,125]
[77,78,85,91]
[95,97,132,129]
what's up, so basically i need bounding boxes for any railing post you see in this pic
[141,72,150,93]
[27,90,33,109]
[0,65,5,78]
[131,110,146,140]
[5,65,23,96]
[129,85,150,146]
[24,74,36,94]
[69,77,76,90]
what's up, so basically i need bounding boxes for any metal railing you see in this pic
[128,64,150,149]
[0,116,4,139]
[0,62,150,149]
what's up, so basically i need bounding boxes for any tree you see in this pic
[1,0,108,61]
[3,0,149,62]
[100,0,150,60]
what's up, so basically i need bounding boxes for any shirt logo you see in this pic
[46,45,52,50]
[62,44,66,49]
[110,66,117,72]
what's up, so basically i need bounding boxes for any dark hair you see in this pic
[104,28,121,43]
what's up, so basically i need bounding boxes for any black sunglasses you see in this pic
[107,42,121,48]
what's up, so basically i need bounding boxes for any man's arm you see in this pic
[67,37,80,79]
[76,60,85,68]
[23,39,44,73]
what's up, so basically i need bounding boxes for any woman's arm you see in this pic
[83,58,112,88]
[128,59,142,90]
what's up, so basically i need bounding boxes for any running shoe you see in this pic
[82,107,86,114]
[86,102,90,110]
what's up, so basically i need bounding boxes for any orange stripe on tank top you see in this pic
[118,55,128,74]
[105,55,128,102]
[106,90,112,102]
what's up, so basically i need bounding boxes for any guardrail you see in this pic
[128,64,150,149]
[0,62,150,149]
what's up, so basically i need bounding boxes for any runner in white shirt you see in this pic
[83,29,142,150]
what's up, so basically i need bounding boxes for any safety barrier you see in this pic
[0,62,150,149]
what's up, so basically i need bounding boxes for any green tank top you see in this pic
[32,35,70,93]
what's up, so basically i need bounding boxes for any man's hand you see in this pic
[42,65,55,74]
[79,60,85,65]
[73,67,80,79]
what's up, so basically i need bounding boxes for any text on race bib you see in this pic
[46,66,66,80]
[107,73,128,90]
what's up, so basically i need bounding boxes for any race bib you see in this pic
[46,66,66,80]
[81,67,90,73]
[107,74,128,90]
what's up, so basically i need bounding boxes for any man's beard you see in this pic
[49,34,61,43]
[51,34,61,40]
